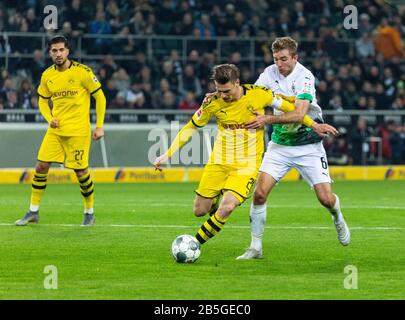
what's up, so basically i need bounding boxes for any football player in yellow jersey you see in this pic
[15,36,106,227]
[153,64,337,245]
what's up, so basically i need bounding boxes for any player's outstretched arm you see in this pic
[244,97,314,129]
[268,98,338,136]
[310,122,338,136]
[153,120,198,171]
[244,96,338,136]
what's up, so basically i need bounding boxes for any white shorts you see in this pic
[259,141,332,187]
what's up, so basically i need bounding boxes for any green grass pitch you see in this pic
[0,180,404,300]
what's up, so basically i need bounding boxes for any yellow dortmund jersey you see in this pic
[191,84,287,167]
[37,61,102,136]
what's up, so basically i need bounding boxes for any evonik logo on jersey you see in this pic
[52,90,79,98]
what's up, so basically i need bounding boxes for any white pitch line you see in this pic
[1,201,405,210]
[0,223,404,231]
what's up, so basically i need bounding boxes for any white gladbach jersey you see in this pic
[256,62,324,146]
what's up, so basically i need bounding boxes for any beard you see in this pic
[54,57,67,66]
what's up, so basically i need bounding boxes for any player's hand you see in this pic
[202,91,216,104]
[153,153,169,172]
[244,111,269,129]
[50,119,59,128]
[92,127,104,140]
[312,123,338,137]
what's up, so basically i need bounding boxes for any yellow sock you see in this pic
[78,172,94,211]
[30,172,47,208]
[195,212,227,244]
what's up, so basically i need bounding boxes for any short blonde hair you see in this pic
[271,37,298,56]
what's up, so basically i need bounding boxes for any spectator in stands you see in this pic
[355,32,375,58]
[103,79,118,107]
[28,49,45,87]
[179,12,194,36]
[155,0,178,34]
[366,65,381,85]
[161,90,177,109]
[389,123,404,164]
[179,64,202,100]
[160,60,181,94]
[61,21,78,53]
[342,81,359,108]
[375,18,405,59]
[17,78,34,109]
[112,67,130,91]
[240,66,255,84]
[128,10,144,35]
[113,25,135,54]
[88,11,113,54]
[350,117,372,165]
[62,0,88,37]
[122,51,148,80]
[329,94,344,111]
[99,54,118,80]
[0,78,16,104]
[178,91,199,110]
[367,96,378,110]
[144,12,157,35]
[357,13,374,37]
[168,49,183,77]
[4,90,18,109]
[152,78,172,109]
[356,95,368,110]
[374,83,386,108]
[137,66,153,87]
[25,7,40,32]
[141,82,153,108]
[116,82,145,109]
[391,97,404,109]
[276,7,292,36]
[195,13,216,38]
[186,49,201,70]
[317,80,331,107]
[379,120,393,162]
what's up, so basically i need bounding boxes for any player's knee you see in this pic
[35,162,49,174]
[193,204,207,217]
[253,189,267,205]
[75,169,88,178]
[217,203,235,217]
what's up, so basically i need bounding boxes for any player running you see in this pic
[237,37,350,260]
[154,63,337,245]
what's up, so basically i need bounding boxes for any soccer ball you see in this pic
[171,234,201,263]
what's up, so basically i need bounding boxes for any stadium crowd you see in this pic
[0,0,404,164]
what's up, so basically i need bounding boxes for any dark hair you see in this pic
[211,64,240,84]
[47,35,69,50]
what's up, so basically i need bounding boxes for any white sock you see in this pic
[30,204,39,212]
[84,208,94,214]
[249,203,267,251]
[329,194,343,222]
